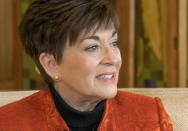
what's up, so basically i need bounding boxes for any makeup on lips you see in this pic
[96,72,116,83]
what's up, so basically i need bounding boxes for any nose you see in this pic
[100,46,119,66]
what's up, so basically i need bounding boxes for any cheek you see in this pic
[63,53,99,77]
[116,50,122,69]
[119,52,122,67]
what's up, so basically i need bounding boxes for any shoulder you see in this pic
[0,88,51,129]
[108,90,159,116]
[111,90,157,107]
[113,91,171,116]
[108,91,158,121]
[107,90,173,130]
[111,90,167,116]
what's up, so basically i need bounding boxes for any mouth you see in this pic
[96,72,116,83]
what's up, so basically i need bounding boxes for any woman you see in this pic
[0,0,173,130]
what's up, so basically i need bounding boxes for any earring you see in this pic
[54,75,60,81]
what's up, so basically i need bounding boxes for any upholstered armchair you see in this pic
[0,88,188,130]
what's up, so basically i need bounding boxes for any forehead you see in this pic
[67,22,117,47]
[79,25,117,40]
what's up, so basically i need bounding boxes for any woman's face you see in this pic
[56,27,122,101]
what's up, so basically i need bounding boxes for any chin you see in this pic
[100,85,118,99]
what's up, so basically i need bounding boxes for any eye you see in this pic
[84,45,99,52]
[110,41,120,47]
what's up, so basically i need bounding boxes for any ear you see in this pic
[39,53,59,79]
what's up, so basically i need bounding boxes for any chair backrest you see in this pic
[0,88,188,130]
[0,90,38,106]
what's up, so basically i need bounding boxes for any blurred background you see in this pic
[0,0,187,90]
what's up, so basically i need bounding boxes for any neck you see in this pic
[61,97,101,112]
[54,84,101,112]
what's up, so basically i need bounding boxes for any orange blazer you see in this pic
[0,88,173,131]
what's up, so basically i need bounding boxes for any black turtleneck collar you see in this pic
[49,84,106,131]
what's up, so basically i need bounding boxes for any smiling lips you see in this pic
[96,72,116,83]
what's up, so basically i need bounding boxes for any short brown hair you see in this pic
[19,0,119,85]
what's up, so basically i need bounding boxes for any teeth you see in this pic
[97,75,113,79]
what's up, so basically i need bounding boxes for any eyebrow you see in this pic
[83,31,117,41]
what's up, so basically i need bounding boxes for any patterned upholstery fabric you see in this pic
[0,88,187,130]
